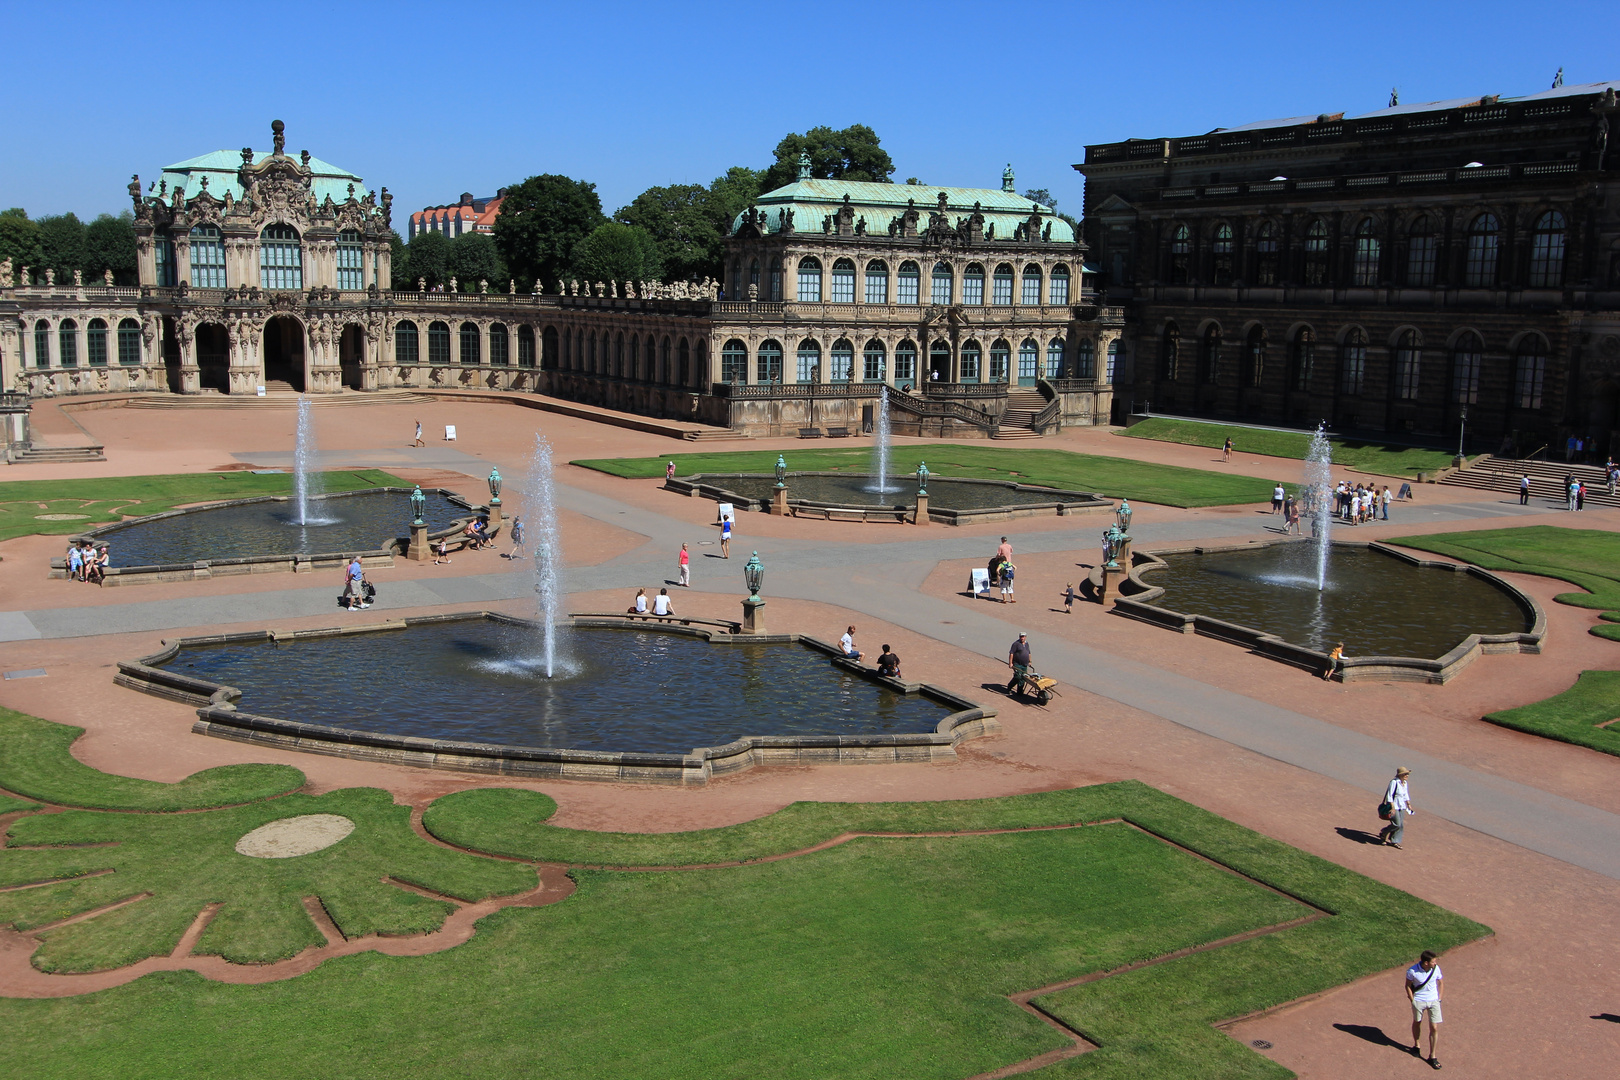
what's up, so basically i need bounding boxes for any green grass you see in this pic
[0,780,1488,1079]
[573,444,1281,508]
[1482,670,1620,757]
[1122,417,1461,477]
[0,707,304,811]
[0,469,408,544]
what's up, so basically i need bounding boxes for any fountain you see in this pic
[866,387,900,494]
[1305,422,1334,589]
[525,432,567,678]
[291,397,330,527]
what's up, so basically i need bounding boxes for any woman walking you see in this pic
[1378,766,1415,849]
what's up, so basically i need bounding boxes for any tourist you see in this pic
[344,556,365,609]
[997,536,1014,563]
[1272,483,1285,514]
[1063,582,1077,614]
[433,535,451,564]
[1519,474,1531,505]
[1607,459,1618,496]
[1576,480,1586,511]
[1405,949,1444,1069]
[720,516,731,559]
[66,542,84,582]
[1566,433,1578,461]
[413,420,425,447]
[840,625,864,661]
[876,645,901,679]
[509,516,525,560]
[652,587,674,616]
[1282,494,1297,532]
[1006,633,1032,693]
[1567,478,1579,512]
[465,519,483,548]
[665,460,676,481]
[1378,766,1414,849]
[1381,486,1393,521]
[1223,436,1233,462]
[677,542,690,586]
[1000,560,1016,603]
[630,588,648,614]
[91,544,109,585]
[1321,642,1344,681]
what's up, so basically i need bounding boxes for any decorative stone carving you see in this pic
[45,269,55,287]
[478,279,488,294]
[104,269,114,287]
[73,269,83,287]
[0,259,11,288]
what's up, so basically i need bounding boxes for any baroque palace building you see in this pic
[1076,79,1620,456]
[0,126,1118,438]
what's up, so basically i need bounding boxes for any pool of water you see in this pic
[698,473,1091,511]
[160,622,951,755]
[1141,544,1529,658]
[95,489,466,566]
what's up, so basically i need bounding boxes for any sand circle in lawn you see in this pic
[36,513,91,521]
[235,814,356,859]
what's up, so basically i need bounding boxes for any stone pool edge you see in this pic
[1108,538,1545,684]
[664,472,1113,525]
[113,612,1000,786]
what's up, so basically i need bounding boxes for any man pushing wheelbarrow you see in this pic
[1005,633,1059,705]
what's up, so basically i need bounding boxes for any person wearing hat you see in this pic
[1379,767,1415,849]
[1006,632,1032,693]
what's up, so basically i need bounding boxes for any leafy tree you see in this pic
[493,174,607,291]
[1023,189,1057,210]
[706,166,765,228]
[83,213,137,285]
[387,231,408,289]
[760,125,894,192]
[613,167,764,282]
[36,213,86,281]
[571,223,662,283]
[0,209,44,276]
[403,230,449,289]
[447,232,507,290]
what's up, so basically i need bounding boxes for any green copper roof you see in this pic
[735,178,1075,243]
[158,150,368,205]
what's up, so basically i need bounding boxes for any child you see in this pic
[1063,582,1076,614]
[1000,561,1016,603]
[433,535,452,565]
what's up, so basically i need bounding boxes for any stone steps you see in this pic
[1440,454,1620,507]
[9,445,107,464]
[125,390,435,410]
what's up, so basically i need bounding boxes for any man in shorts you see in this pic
[840,625,864,662]
[1405,949,1444,1069]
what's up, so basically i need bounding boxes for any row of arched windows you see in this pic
[1164,211,1567,289]
[29,318,141,368]
[786,258,1072,306]
[151,224,366,291]
[714,336,1117,385]
[393,321,537,367]
[1158,321,1550,409]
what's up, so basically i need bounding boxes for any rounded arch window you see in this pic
[992,263,1015,305]
[1350,218,1380,286]
[897,261,921,304]
[1291,326,1315,391]
[862,339,886,382]
[517,325,536,368]
[960,339,982,382]
[1451,331,1483,404]
[1211,225,1234,286]
[1198,323,1222,384]
[1394,329,1422,400]
[1169,225,1191,284]
[1047,338,1065,379]
[489,323,509,366]
[1161,321,1181,381]
[1341,327,1368,396]
[932,340,955,381]
[58,319,79,368]
[1076,339,1095,380]
[829,338,855,381]
[962,263,986,305]
[1528,210,1566,287]
[988,338,1011,381]
[893,339,918,384]
[1105,339,1120,384]
[864,260,889,303]
[395,320,420,364]
[336,229,364,290]
[1515,334,1549,409]
[1303,219,1330,285]
[86,318,108,366]
[259,223,303,290]
[796,256,822,302]
[427,321,451,365]
[756,339,783,383]
[795,338,821,383]
[459,322,481,365]
[1254,222,1279,286]
[1017,338,1040,381]
[930,261,953,305]
[189,224,226,288]
[117,318,142,365]
[1020,265,1042,305]
[1049,264,1070,305]
[830,258,856,303]
[1407,215,1437,285]
[1242,325,1267,387]
[1465,214,1500,286]
[720,339,748,383]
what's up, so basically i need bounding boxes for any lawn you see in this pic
[1121,417,1462,477]
[0,469,407,544]
[1387,526,1620,756]
[573,444,1279,508]
[0,710,1489,1079]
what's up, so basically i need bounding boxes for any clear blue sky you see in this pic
[3,0,1615,228]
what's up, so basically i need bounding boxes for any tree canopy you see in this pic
[760,125,894,191]
[493,175,608,291]
[0,209,44,276]
[37,213,87,281]
[400,230,449,289]
[84,213,137,285]
[446,232,507,290]
[571,222,662,283]
[612,167,761,282]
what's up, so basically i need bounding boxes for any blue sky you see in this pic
[3,0,1616,228]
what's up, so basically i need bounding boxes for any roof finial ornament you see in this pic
[1389,87,1399,107]
[271,119,285,156]
[1002,163,1015,193]
[796,151,811,181]
[1552,66,1564,88]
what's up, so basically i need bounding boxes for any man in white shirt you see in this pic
[652,588,673,616]
[1271,483,1285,514]
[839,625,864,662]
[1404,949,1444,1068]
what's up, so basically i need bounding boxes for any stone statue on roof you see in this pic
[0,259,11,289]
[128,175,142,209]
[104,269,114,287]
[271,119,285,155]
[796,151,812,180]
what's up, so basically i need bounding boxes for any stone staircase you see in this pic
[125,389,435,410]
[1439,454,1620,508]
[992,389,1048,440]
[8,444,106,464]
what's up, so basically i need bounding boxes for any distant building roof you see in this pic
[735,176,1075,243]
[1204,78,1620,136]
[159,149,366,204]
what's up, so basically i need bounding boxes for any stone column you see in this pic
[913,491,929,525]
[175,237,192,288]
[741,597,765,634]
[409,521,429,561]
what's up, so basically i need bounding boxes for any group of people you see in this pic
[838,625,901,678]
[986,536,1017,603]
[64,539,110,584]
[1334,481,1392,524]
[628,587,676,616]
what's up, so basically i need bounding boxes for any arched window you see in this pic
[796,257,822,302]
[830,258,856,303]
[189,225,226,288]
[459,322,480,365]
[730,260,742,300]
[1394,330,1422,400]
[1076,339,1095,380]
[897,261,921,304]
[1168,225,1190,284]
[748,260,760,295]
[1452,332,1483,404]
[1341,328,1367,396]
[769,257,783,301]
[1017,339,1040,383]
[1464,214,1500,286]
[864,260,889,304]
[428,321,451,365]
[720,339,748,383]
[1254,222,1279,286]
[117,318,141,365]
[588,331,598,374]
[945,340,968,382]
[1161,322,1180,380]
[931,261,953,305]
[862,339,886,382]
[58,319,78,368]
[1198,325,1221,384]
[1243,326,1265,387]
[154,235,176,287]
[627,335,641,379]
[795,339,821,383]
[1105,340,1120,384]
[1528,211,1566,287]
[1291,327,1315,391]
[988,339,1010,382]
[32,320,49,368]
[678,338,690,385]
[1021,265,1042,305]
[1049,264,1070,305]
[829,338,854,382]
[1515,336,1548,409]
[960,340,982,382]
[1211,224,1234,285]
[517,325,536,368]
[259,223,303,290]
[1407,216,1437,286]
[87,319,108,366]
[894,340,917,384]
[1351,218,1380,286]
[542,327,559,370]
[992,263,1014,305]
[660,337,671,383]
[1047,338,1066,379]
[336,229,364,290]
[962,263,985,305]
[645,334,659,380]
[1303,220,1329,285]
[757,339,783,383]
[614,332,624,377]
[395,320,420,364]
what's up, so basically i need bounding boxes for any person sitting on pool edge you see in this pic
[876,645,901,679]
[630,588,648,614]
[652,588,674,616]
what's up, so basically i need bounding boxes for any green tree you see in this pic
[36,212,87,281]
[83,213,137,285]
[0,209,44,277]
[493,174,607,291]
[1024,189,1080,237]
[613,167,764,282]
[403,230,449,289]
[707,166,765,228]
[387,231,408,289]
[760,125,894,192]
[570,222,662,283]
[447,232,508,290]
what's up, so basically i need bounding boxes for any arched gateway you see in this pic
[262,316,306,392]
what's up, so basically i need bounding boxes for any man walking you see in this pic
[677,542,690,587]
[1519,474,1531,505]
[1378,766,1414,848]
[413,420,425,448]
[1006,632,1032,693]
[1405,949,1444,1069]
[509,516,525,560]
[344,555,367,610]
[1271,482,1285,514]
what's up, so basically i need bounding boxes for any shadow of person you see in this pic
[1593,1013,1620,1023]
[980,682,1012,696]
[1332,1023,1413,1052]
[1336,826,1386,845]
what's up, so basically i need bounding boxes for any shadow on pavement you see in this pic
[1336,826,1387,846]
[1332,1023,1415,1053]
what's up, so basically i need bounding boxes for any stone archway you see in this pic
[196,323,230,392]
[262,315,306,392]
[339,324,365,391]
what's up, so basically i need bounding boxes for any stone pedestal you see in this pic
[409,522,429,562]
[1096,564,1124,604]
[771,486,788,516]
[741,597,765,634]
[913,492,929,525]
[489,500,503,526]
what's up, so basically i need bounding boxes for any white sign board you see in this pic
[969,568,992,595]
[444,425,457,441]
[717,503,735,523]
[256,385,267,397]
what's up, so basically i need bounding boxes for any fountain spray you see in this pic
[868,386,897,494]
[1305,422,1334,590]
[526,432,566,677]
[292,397,327,526]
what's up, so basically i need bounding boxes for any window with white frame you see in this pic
[1077,340,1095,380]
[989,339,1010,381]
[721,339,747,382]
[796,257,822,302]
[1018,339,1039,380]
[336,229,365,290]
[829,339,854,381]
[1049,264,1070,305]
[757,340,783,382]
[931,262,952,305]
[897,261,920,304]
[962,263,985,305]
[1021,265,1041,305]
[894,340,916,383]
[959,340,980,381]
[155,236,176,286]
[862,340,885,381]
[189,225,226,288]
[830,259,856,303]
[1046,339,1064,378]
[796,339,820,382]
[992,264,1014,305]
[864,260,888,303]
[1105,340,1119,383]
[259,224,303,290]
